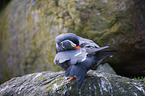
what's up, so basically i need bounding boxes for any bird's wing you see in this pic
[54,48,87,65]
[78,37,100,48]
[85,46,109,54]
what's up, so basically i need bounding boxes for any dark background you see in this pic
[0,0,11,13]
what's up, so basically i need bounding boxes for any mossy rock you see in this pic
[0,0,145,84]
[0,71,145,96]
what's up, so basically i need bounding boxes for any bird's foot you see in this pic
[67,76,76,81]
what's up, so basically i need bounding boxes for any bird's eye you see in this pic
[87,54,90,57]
[71,43,76,47]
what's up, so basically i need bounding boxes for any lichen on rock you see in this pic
[0,71,145,96]
[0,0,145,84]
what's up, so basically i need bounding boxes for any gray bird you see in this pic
[54,33,117,89]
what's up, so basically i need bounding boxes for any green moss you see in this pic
[0,0,139,84]
[133,77,145,83]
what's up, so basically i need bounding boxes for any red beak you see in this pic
[75,46,81,50]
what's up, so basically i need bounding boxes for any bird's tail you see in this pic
[89,49,118,69]
[95,49,118,60]
[65,65,87,89]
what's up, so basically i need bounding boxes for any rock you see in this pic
[0,71,145,96]
[96,63,117,75]
[0,0,145,83]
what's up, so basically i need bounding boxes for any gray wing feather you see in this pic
[78,37,100,48]
[54,48,87,65]
[85,46,109,54]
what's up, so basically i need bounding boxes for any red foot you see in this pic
[67,77,76,81]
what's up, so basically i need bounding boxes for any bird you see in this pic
[55,33,100,53]
[54,33,117,89]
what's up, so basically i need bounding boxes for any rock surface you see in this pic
[0,0,145,83]
[96,63,117,75]
[0,71,145,96]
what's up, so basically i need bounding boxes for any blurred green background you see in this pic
[0,0,145,84]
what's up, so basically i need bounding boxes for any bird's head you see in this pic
[60,40,81,50]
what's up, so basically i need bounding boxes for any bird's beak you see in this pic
[75,46,81,50]
[71,43,81,50]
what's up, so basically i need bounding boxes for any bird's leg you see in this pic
[67,76,76,81]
